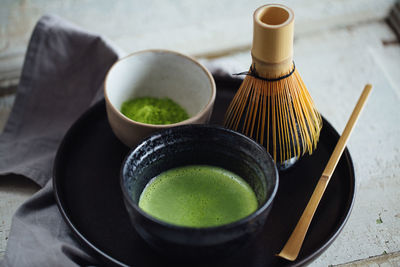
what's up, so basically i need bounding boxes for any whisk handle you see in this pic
[252,4,295,78]
[252,5,294,65]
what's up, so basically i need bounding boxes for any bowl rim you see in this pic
[119,124,279,232]
[104,49,216,128]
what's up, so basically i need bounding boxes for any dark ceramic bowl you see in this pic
[120,124,279,261]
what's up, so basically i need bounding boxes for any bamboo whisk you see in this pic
[224,4,322,165]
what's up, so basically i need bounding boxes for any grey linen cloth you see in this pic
[0,15,119,266]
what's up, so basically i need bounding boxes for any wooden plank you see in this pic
[0,17,399,267]
[0,0,396,86]
[0,175,40,260]
[334,251,400,266]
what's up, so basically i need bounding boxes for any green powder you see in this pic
[121,97,189,125]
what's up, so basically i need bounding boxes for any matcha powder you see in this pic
[121,97,189,125]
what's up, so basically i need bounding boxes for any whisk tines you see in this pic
[224,67,322,164]
[223,4,322,165]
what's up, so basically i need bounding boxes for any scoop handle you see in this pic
[277,84,372,261]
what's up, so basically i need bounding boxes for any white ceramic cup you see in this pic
[104,49,216,147]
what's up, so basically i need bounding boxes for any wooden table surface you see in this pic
[1,1,400,266]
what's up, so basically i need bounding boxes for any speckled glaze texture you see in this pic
[120,124,279,261]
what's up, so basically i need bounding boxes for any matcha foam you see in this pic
[138,165,258,228]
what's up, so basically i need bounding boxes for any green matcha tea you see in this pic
[138,165,258,227]
[121,97,189,125]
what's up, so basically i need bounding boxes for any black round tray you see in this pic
[53,76,355,266]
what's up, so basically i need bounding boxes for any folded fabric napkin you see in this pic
[0,14,232,267]
[0,15,119,266]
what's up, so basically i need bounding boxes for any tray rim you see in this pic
[53,100,129,266]
[53,99,355,267]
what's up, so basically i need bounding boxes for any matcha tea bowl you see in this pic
[120,124,279,261]
[104,49,216,147]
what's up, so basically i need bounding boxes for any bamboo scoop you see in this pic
[277,84,373,261]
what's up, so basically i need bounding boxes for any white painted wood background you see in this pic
[0,0,396,86]
[1,0,400,266]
